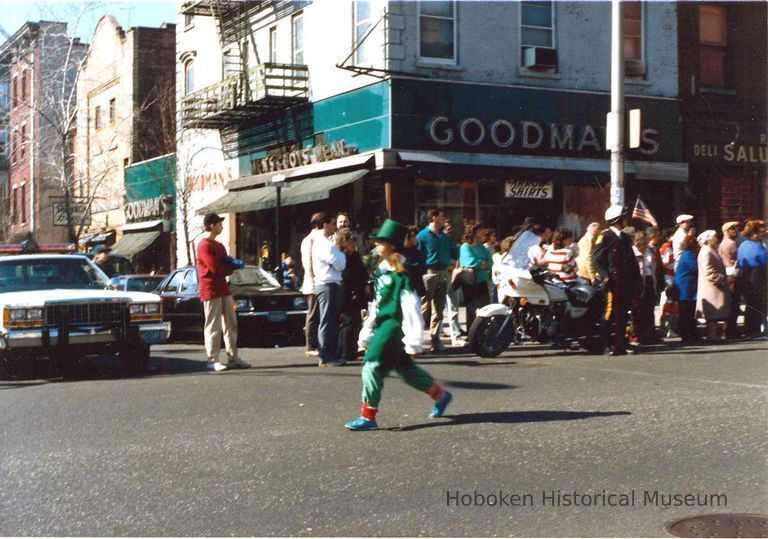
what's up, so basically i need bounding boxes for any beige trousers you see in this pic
[203,295,238,363]
[422,270,449,338]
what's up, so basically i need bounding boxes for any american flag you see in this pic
[632,197,658,227]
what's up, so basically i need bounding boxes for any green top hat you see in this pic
[370,219,408,251]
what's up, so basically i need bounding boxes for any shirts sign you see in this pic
[505,180,554,199]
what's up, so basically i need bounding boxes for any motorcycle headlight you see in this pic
[292,297,307,310]
[27,308,43,320]
[236,298,252,312]
[9,309,27,321]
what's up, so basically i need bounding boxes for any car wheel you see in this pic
[120,343,150,375]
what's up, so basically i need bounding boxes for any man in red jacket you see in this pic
[196,213,250,371]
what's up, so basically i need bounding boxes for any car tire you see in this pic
[120,343,150,375]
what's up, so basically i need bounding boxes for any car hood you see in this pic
[230,285,302,297]
[0,289,160,307]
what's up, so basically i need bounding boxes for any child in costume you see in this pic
[345,219,453,431]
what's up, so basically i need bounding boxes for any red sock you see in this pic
[361,403,378,421]
[425,382,444,401]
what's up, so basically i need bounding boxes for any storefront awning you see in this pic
[120,219,163,232]
[197,168,370,215]
[111,231,161,257]
[228,153,375,190]
[396,149,689,182]
[79,230,116,246]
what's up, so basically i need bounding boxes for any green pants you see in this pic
[361,320,434,408]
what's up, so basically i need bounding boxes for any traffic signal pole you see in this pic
[610,0,626,207]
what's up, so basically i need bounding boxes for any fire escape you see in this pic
[180,1,310,130]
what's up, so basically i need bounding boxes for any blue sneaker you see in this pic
[344,417,378,431]
[429,391,453,418]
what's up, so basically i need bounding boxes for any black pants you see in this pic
[724,279,742,339]
[463,282,489,329]
[604,289,630,352]
[633,277,657,343]
[678,300,697,341]
[744,291,767,337]
[337,308,363,361]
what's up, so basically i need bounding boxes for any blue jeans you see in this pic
[315,282,342,363]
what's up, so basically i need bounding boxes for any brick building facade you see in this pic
[678,1,768,227]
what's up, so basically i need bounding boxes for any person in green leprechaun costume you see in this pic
[345,219,453,431]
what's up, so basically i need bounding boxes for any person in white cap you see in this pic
[696,230,730,341]
[672,214,695,264]
[592,205,642,355]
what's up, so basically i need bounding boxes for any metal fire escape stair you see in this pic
[180,1,310,130]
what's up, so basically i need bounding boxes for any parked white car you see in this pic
[0,254,170,376]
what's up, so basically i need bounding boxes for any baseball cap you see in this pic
[203,213,225,227]
[721,221,739,234]
[676,214,694,224]
[604,205,625,223]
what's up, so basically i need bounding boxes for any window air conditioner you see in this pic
[625,59,646,76]
[522,47,558,69]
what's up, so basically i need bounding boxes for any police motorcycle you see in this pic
[468,264,606,357]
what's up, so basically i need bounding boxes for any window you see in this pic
[622,2,642,61]
[184,13,194,29]
[163,270,186,292]
[698,4,726,87]
[292,13,304,64]
[354,0,373,65]
[94,105,102,130]
[521,1,554,48]
[419,1,456,62]
[109,98,116,124]
[0,131,6,158]
[11,77,17,108]
[20,124,25,160]
[20,183,26,224]
[0,80,8,109]
[11,186,17,223]
[184,60,194,95]
[180,270,197,293]
[269,27,277,63]
[21,70,27,102]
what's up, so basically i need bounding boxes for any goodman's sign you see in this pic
[426,116,660,156]
[390,79,682,162]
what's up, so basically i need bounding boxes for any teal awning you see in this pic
[111,231,161,257]
[197,168,370,215]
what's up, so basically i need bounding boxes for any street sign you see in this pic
[53,202,91,226]
[629,109,641,149]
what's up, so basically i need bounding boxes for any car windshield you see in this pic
[0,257,111,293]
[229,266,280,288]
[127,276,165,292]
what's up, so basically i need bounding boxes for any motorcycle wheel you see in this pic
[469,315,515,358]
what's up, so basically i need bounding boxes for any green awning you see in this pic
[197,168,370,215]
[111,231,161,257]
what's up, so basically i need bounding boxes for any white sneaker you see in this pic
[208,361,229,372]
[451,338,467,347]
[227,357,251,369]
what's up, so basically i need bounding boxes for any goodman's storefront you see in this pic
[113,154,176,273]
[200,79,686,265]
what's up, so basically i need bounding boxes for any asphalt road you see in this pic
[1,340,767,537]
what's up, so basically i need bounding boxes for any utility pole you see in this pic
[610,0,625,207]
